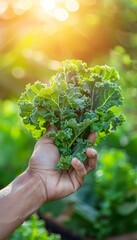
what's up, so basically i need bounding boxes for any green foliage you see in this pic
[9,214,61,240]
[18,60,124,169]
[0,100,34,188]
[70,149,137,238]
[40,149,137,239]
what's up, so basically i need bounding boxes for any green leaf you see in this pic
[92,81,123,111]
[90,65,120,82]
[117,202,137,216]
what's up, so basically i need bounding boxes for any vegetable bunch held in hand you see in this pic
[18,60,125,169]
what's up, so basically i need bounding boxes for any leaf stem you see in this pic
[68,118,97,148]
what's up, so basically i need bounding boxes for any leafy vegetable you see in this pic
[18,60,125,169]
[9,214,61,240]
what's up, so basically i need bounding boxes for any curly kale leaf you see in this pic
[18,60,125,169]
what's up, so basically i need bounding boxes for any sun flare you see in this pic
[39,0,79,21]
[0,0,80,22]
[40,0,56,11]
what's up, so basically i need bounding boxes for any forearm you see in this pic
[0,170,45,240]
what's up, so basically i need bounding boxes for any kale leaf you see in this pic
[18,60,125,169]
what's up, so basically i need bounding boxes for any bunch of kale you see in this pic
[18,60,124,169]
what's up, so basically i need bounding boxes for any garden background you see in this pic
[0,0,137,239]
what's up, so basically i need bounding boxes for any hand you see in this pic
[28,131,97,202]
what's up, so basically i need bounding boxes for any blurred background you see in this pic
[0,0,137,239]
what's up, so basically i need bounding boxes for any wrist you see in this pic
[0,169,47,239]
[26,167,48,203]
[14,169,46,219]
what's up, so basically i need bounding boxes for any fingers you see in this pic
[71,148,97,185]
[88,132,97,146]
[71,158,87,186]
[85,148,97,173]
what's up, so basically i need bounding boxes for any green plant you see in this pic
[9,214,61,240]
[40,149,137,239]
[66,149,137,238]
[0,100,34,188]
[18,59,124,169]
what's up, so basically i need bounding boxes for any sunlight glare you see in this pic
[0,0,8,15]
[40,0,56,11]
[65,0,79,12]
[54,7,69,21]
[12,0,32,15]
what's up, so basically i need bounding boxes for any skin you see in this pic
[0,131,97,240]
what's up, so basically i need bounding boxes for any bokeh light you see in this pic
[11,0,32,15]
[0,0,8,15]
[54,7,69,21]
[65,0,79,12]
[0,0,80,22]
[40,0,56,11]
[12,67,26,79]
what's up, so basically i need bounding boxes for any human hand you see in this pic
[28,130,97,202]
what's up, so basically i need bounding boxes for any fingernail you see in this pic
[91,149,97,157]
